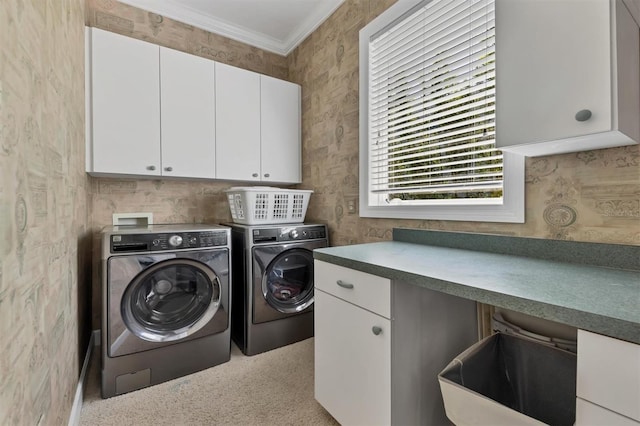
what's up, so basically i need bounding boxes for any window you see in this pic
[359,0,524,223]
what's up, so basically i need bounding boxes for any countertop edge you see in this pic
[313,250,640,345]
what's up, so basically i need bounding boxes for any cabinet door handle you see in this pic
[164,166,173,172]
[372,326,383,336]
[575,109,592,122]
[336,280,354,289]
[146,165,156,171]
[252,173,259,178]
[264,173,270,178]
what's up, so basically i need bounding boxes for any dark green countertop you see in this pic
[314,230,640,344]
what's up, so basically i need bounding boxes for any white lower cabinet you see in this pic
[576,329,640,425]
[315,290,391,425]
[314,260,479,425]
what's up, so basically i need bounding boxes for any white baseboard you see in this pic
[68,330,99,426]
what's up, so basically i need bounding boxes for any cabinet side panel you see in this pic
[616,0,640,143]
[85,27,93,172]
[391,281,478,426]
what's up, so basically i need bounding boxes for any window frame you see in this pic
[359,0,525,223]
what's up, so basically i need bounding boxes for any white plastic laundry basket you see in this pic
[225,187,313,225]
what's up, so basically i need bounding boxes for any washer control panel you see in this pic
[111,230,228,253]
[252,225,327,244]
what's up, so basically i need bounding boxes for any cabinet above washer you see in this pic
[85,27,301,183]
[85,27,161,177]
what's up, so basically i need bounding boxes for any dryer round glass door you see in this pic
[122,258,221,342]
[262,248,314,314]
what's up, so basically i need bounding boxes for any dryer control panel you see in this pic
[252,225,327,244]
[111,230,228,253]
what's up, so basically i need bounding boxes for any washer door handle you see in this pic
[336,280,354,289]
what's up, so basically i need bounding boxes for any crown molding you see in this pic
[117,0,344,56]
[281,0,344,54]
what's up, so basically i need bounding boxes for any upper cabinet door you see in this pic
[160,47,216,179]
[89,27,161,175]
[260,76,302,183]
[495,0,639,156]
[215,62,261,181]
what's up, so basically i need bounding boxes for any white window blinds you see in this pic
[368,0,502,202]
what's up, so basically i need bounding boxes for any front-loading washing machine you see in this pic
[227,223,328,356]
[101,224,231,398]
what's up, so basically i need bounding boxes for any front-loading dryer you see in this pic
[227,223,328,356]
[101,224,231,398]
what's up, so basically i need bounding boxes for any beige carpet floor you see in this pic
[80,338,339,426]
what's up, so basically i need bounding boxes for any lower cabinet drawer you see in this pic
[577,330,640,422]
[314,289,391,426]
[576,398,640,426]
[314,260,391,318]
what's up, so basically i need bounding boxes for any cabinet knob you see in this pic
[264,173,270,178]
[252,173,259,178]
[372,326,383,336]
[575,109,592,122]
[146,165,156,171]
[336,280,354,289]
[164,166,173,172]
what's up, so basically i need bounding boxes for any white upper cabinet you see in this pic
[87,27,216,178]
[215,62,302,184]
[87,27,161,176]
[260,75,301,183]
[496,0,640,156]
[160,46,216,179]
[214,62,262,182]
[86,27,299,182]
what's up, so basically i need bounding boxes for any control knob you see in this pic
[289,229,299,239]
[168,235,183,247]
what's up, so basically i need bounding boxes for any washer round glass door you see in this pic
[122,258,220,342]
[262,248,314,314]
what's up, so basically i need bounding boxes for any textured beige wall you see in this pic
[0,0,90,424]
[289,0,640,247]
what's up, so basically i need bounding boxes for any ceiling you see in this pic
[117,0,345,56]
